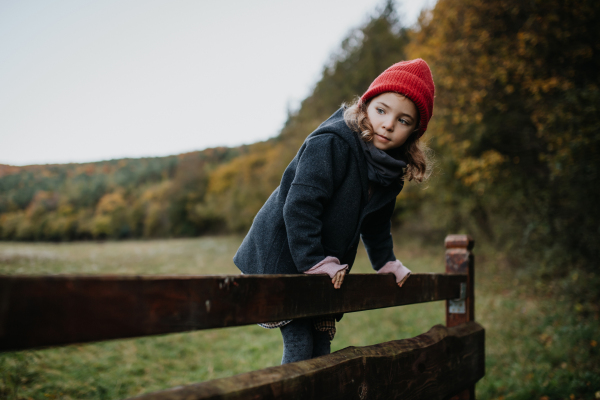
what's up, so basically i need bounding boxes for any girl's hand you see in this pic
[377,260,411,288]
[397,273,410,288]
[332,269,346,289]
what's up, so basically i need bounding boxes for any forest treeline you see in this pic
[1,0,599,274]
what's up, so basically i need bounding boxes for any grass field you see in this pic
[0,235,598,400]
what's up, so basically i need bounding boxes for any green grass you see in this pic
[0,236,599,400]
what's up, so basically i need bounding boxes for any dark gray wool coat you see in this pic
[233,107,404,275]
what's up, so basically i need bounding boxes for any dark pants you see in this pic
[280,318,331,364]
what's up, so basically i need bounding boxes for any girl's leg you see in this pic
[280,319,313,364]
[311,329,331,358]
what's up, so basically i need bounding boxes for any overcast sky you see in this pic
[0,0,431,166]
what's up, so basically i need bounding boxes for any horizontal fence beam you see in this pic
[129,321,485,400]
[0,273,466,352]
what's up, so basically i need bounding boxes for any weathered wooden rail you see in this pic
[0,234,484,399]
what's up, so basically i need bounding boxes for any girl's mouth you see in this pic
[375,133,391,142]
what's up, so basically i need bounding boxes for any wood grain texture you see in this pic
[0,273,466,351]
[445,235,476,399]
[128,322,485,400]
[445,235,474,250]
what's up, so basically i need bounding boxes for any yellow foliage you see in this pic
[0,212,26,239]
[456,150,506,189]
[58,204,75,216]
[143,202,170,238]
[25,191,59,219]
[140,181,172,203]
[200,144,289,231]
[92,215,112,237]
[95,192,127,216]
[44,213,77,239]
[207,145,283,196]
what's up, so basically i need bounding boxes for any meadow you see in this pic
[0,234,598,400]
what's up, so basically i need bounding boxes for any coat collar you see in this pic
[308,107,404,206]
[313,107,370,204]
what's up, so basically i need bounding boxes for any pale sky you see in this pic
[0,0,431,166]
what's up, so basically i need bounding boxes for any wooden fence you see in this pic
[0,234,484,399]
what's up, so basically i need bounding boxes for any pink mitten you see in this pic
[378,260,411,287]
[304,256,348,279]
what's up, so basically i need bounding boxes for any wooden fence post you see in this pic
[445,234,475,400]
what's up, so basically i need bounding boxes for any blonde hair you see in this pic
[343,96,432,182]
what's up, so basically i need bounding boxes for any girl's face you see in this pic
[366,92,418,151]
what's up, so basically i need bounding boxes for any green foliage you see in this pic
[1,3,599,397]
[407,0,600,272]
[0,147,244,240]
[198,3,411,230]
[1,0,599,289]
[0,236,598,399]
[305,1,410,121]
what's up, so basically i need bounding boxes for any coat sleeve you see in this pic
[360,198,397,270]
[282,134,350,272]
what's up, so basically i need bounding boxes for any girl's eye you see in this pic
[377,108,384,114]
[398,118,408,125]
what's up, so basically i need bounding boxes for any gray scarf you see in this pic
[359,139,406,186]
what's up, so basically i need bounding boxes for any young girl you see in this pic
[234,59,435,364]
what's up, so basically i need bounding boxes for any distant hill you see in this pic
[2,0,599,284]
[0,146,249,240]
[0,2,410,241]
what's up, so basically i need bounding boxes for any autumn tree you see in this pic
[409,0,600,269]
[200,2,412,231]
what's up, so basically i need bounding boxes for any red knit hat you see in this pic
[361,58,435,137]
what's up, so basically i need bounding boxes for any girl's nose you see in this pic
[383,118,394,131]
